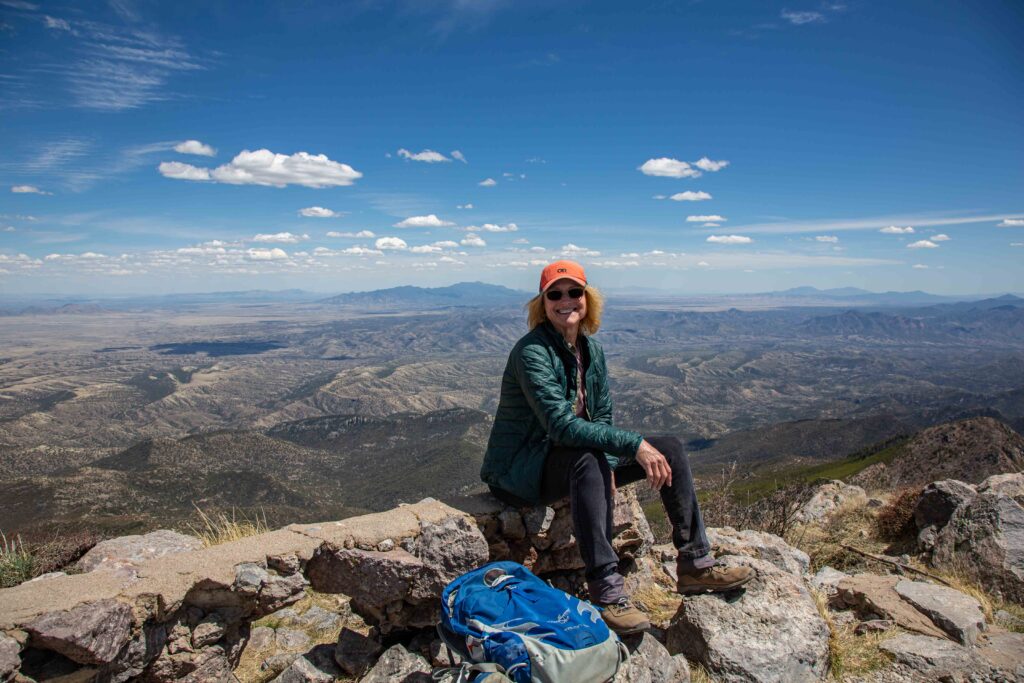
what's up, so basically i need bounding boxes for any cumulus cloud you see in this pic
[11,185,51,194]
[375,237,408,250]
[174,140,216,156]
[451,150,467,163]
[931,233,951,241]
[669,191,712,201]
[693,157,729,172]
[327,230,375,238]
[561,243,600,257]
[410,245,442,254]
[253,232,308,243]
[159,149,362,188]
[880,225,914,234]
[907,240,938,249]
[470,223,518,233]
[479,178,497,187]
[299,206,342,218]
[687,215,726,222]
[457,203,474,209]
[815,235,839,243]
[397,148,450,163]
[997,219,1024,227]
[461,233,487,247]
[638,158,701,179]
[247,247,288,260]
[341,246,383,256]
[393,214,455,228]
[782,9,825,24]
[707,235,753,244]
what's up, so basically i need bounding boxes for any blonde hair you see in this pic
[526,285,604,336]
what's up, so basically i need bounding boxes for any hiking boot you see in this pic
[599,597,650,635]
[676,561,755,595]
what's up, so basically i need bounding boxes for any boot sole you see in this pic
[677,574,754,595]
[607,621,651,635]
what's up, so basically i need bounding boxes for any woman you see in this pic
[480,260,754,634]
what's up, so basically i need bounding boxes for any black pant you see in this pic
[494,436,710,580]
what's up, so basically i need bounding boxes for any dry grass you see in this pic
[790,498,884,573]
[188,505,268,547]
[0,530,36,588]
[632,581,683,627]
[812,588,894,680]
[874,487,919,541]
[689,662,717,683]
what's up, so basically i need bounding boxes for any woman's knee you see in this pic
[649,435,685,460]
[568,449,610,484]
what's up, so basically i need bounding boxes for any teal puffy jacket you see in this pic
[481,321,644,504]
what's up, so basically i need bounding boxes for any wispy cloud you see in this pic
[707,235,752,244]
[729,212,1022,235]
[397,148,450,163]
[327,230,375,238]
[467,222,517,232]
[815,235,839,243]
[998,218,1024,227]
[479,178,497,187]
[781,9,825,25]
[880,225,915,234]
[299,206,343,218]
[669,191,712,202]
[693,157,729,172]
[687,215,726,223]
[450,150,467,163]
[253,232,308,244]
[10,184,51,194]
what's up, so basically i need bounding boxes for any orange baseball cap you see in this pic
[539,260,587,293]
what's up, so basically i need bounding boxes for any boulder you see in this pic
[615,632,690,682]
[0,632,20,682]
[276,629,311,651]
[854,619,894,635]
[358,644,431,683]
[976,631,1024,680]
[879,634,997,682]
[834,574,946,639]
[24,598,133,666]
[270,644,340,683]
[913,480,976,530]
[794,480,867,525]
[248,626,275,651]
[666,557,829,682]
[76,530,202,577]
[808,567,848,597]
[978,472,1024,504]
[893,579,986,645]
[334,628,382,677]
[707,527,810,576]
[932,490,1024,603]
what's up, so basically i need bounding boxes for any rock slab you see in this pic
[880,634,997,681]
[708,527,810,576]
[834,574,947,639]
[24,598,133,666]
[894,579,986,645]
[76,530,202,576]
[615,632,690,682]
[358,644,432,683]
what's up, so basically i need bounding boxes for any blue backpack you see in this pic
[437,561,628,683]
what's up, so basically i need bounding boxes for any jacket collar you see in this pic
[538,321,591,364]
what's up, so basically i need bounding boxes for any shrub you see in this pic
[874,488,920,541]
[1,531,36,588]
[188,505,268,547]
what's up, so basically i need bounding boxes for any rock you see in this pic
[524,506,555,536]
[276,629,311,651]
[854,619,894,635]
[615,632,690,682]
[995,609,1024,631]
[976,631,1024,680]
[270,645,340,683]
[834,574,947,639]
[978,472,1024,503]
[429,638,459,667]
[191,614,227,649]
[263,652,300,675]
[913,479,977,530]
[376,539,394,552]
[0,632,20,682]
[932,490,1024,603]
[794,480,867,525]
[498,509,526,540]
[76,530,202,575]
[879,634,996,681]
[358,644,431,683]
[26,572,68,583]
[24,599,133,666]
[894,579,986,645]
[143,642,233,683]
[612,487,656,559]
[295,606,341,632]
[707,527,810,576]
[267,554,302,575]
[809,567,849,597]
[666,557,829,682]
[249,626,275,651]
[334,628,382,677]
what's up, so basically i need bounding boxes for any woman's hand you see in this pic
[635,439,672,490]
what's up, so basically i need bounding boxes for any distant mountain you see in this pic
[850,417,1024,489]
[318,282,529,308]
[798,303,1024,341]
[768,286,957,306]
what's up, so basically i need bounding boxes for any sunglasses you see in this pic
[545,287,586,301]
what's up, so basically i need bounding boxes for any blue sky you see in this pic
[1,0,1022,296]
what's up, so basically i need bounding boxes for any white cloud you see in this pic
[253,232,308,244]
[998,219,1024,227]
[1011,243,1024,247]
[341,246,383,256]
[461,233,487,247]
[393,214,455,228]
[479,178,497,187]
[159,149,362,188]
[782,9,825,24]
[702,223,721,228]
[43,15,72,31]
[457,203,474,209]
[652,195,667,200]
[880,225,915,234]
[620,252,640,258]
[375,237,408,250]
[512,238,529,244]
[410,245,442,254]
[530,246,547,253]
[693,157,729,172]
[11,185,52,194]
[669,191,712,201]
[451,150,467,163]
[299,206,341,218]
[432,240,460,248]
[3,226,14,232]
[931,233,951,241]
[247,247,288,260]
[439,256,465,264]
[707,235,753,244]
[815,235,839,243]
[470,223,518,233]
[327,230,375,238]
[397,148,450,163]
[907,240,939,249]
[912,264,929,269]
[697,261,711,267]
[687,215,726,222]
[174,140,216,156]
[561,243,600,257]
[638,158,701,179]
